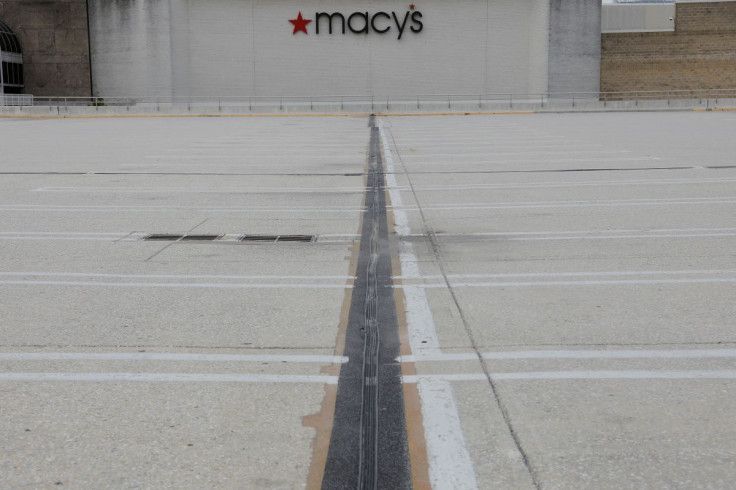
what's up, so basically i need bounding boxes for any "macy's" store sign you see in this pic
[289,5,423,40]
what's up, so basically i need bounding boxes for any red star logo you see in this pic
[289,12,312,35]
[409,4,415,9]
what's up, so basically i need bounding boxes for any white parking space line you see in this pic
[401,227,736,242]
[404,371,736,382]
[0,232,138,236]
[403,177,736,191]
[398,150,630,158]
[0,204,364,213]
[397,157,661,165]
[380,122,476,488]
[399,349,736,363]
[0,236,128,242]
[33,186,368,194]
[144,155,362,160]
[401,285,442,355]
[418,378,479,490]
[390,197,736,211]
[410,227,736,237]
[0,352,348,363]
[477,233,736,241]
[0,373,339,383]
[397,269,736,280]
[0,272,353,280]
[380,124,440,354]
[0,280,352,289]
[0,232,147,242]
[407,277,736,288]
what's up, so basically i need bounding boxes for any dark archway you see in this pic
[0,19,24,94]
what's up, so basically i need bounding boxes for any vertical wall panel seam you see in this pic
[86,0,94,96]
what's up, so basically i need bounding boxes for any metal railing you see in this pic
[4,89,736,111]
[0,93,33,106]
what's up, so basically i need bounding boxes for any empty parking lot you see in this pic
[1,111,735,488]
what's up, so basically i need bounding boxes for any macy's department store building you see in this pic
[0,0,600,99]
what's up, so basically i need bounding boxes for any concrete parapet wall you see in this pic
[4,97,735,117]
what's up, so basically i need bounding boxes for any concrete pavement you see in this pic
[1,111,735,488]
[382,111,736,489]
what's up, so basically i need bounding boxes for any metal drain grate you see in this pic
[179,235,222,241]
[144,234,315,243]
[239,235,277,242]
[273,235,314,242]
[240,235,314,243]
[145,234,184,241]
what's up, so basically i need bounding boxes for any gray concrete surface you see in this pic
[1,111,735,489]
[383,111,736,489]
[0,116,367,488]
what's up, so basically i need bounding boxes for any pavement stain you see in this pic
[302,384,338,490]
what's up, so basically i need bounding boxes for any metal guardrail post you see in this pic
[509,94,512,108]
[371,96,374,111]
[218,97,221,112]
[310,97,313,111]
[280,97,283,111]
[341,96,344,111]
[448,95,451,109]
[479,95,482,109]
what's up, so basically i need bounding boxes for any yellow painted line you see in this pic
[693,107,736,112]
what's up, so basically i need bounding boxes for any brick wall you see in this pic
[601,2,736,94]
[0,0,91,96]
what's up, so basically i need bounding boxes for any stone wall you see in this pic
[0,0,91,96]
[601,1,736,94]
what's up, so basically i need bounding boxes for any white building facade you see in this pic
[88,0,600,98]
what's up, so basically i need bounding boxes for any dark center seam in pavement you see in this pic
[321,116,412,489]
[384,120,543,490]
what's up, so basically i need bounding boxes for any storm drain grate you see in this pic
[145,234,184,241]
[238,235,277,242]
[179,235,222,241]
[144,234,315,243]
[274,235,315,242]
[239,235,315,243]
